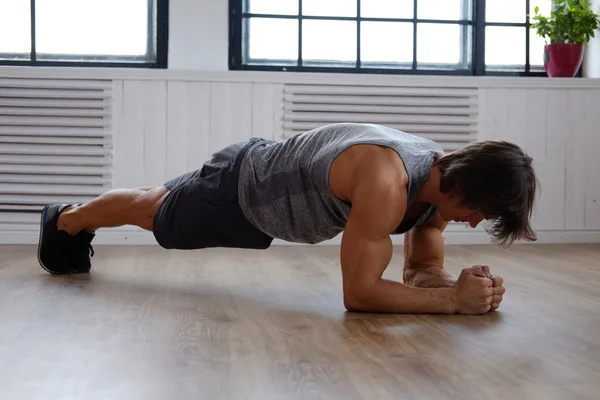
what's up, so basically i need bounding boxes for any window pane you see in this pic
[361,22,413,64]
[36,0,149,58]
[485,26,526,67]
[303,0,356,17]
[0,0,31,56]
[246,0,298,15]
[529,0,552,23]
[417,23,461,64]
[303,20,356,63]
[247,18,298,62]
[530,28,546,67]
[361,0,413,19]
[417,0,463,20]
[486,0,525,23]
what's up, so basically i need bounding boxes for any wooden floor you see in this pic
[1,244,600,400]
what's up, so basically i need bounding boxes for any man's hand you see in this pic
[451,266,505,314]
[451,267,495,314]
[470,265,505,311]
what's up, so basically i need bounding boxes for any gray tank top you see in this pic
[238,123,444,244]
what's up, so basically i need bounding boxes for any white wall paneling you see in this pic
[114,80,169,188]
[252,83,283,141]
[281,84,479,151]
[479,87,600,234]
[0,77,113,227]
[209,82,254,153]
[166,81,211,176]
[564,89,588,230]
[581,90,600,228]
[116,80,152,188]
[1,68,599,245]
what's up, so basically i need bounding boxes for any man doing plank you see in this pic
[38,123,537,314]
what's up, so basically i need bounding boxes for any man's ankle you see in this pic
[57,206,79,235]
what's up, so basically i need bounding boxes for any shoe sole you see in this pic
[37,205,54,274]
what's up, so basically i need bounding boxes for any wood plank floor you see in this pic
[1,243,600,400]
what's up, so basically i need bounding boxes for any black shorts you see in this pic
[152,138,273,250]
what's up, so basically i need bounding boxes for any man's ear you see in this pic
[446,187,461,200]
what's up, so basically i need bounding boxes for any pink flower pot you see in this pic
[543,43,584,77]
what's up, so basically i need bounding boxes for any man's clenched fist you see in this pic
[451,266,505,314]
[471,265,505,311]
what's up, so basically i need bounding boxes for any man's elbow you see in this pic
[343,286,372,312]
[343,295,362,312]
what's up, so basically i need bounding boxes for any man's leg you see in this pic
[37,186,169,275]
[57,186,169,234]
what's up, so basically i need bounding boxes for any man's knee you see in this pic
[131,186,170,230]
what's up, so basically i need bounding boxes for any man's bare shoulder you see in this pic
[331,144,409,201]
[343,145,410,237]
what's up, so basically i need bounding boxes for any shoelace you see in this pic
[76,231,95,257]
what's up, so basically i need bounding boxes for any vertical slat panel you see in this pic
[480,88,508,140]
[118,81,146,188]
[273,84,285,140]
[479,88,564,232]
[476,88,487,142]
[565,89,587,229]
[502,88,528,146]
[583,90,600,228]
[252,83,275,140]
[209,83,253,154]
[110,80,124,189]
[142,81,167,186]
[523,89,549,231]
[166,81,190,178]
[495,88,560,231]
[186,82,211,170]
[503,88,536,235]
[541,90,568,230]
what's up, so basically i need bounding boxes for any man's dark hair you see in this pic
[433,140,538,246]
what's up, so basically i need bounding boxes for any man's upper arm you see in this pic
[340,170,406,296]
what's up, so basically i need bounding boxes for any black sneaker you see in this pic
[71,230,95,272]
[37,204,95,274]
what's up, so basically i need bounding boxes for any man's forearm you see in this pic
[344,278,456,314]
[403,217,450,287]
[404,266,456,288]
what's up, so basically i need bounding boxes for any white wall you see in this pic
[110,78,600,244]
[168,0,228,70]
[479,87,600,232]
[1,67,599,245]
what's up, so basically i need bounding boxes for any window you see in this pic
[485,0,551,73]
[230,0,553,75]
[0,0,168,68]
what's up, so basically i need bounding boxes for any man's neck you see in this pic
[413,165,441,205]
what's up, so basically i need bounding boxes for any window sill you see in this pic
[1,65,599,89]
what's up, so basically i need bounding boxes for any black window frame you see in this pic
[229,0,556,76]
[0,0,169,69]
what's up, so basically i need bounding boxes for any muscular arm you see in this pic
[340,165,455,314]
[403,215,457,288]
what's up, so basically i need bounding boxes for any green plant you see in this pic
[530,0,600,44]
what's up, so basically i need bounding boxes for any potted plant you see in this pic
[531,0,600,77]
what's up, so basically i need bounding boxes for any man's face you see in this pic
[436,192,486,228]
